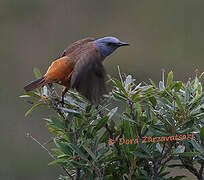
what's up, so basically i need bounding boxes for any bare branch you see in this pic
[128,99,142,138]
[117,65,123,83]
[179,157,203,180]
[97,105,122,168]
[199,162,204,179]
[26,133,73,179]
[150,142,175,180]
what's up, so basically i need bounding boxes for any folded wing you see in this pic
[45,56,74,85]
[71,47,106,103]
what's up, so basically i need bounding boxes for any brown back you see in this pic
[57,37,95,59]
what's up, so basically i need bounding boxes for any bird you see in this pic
[24,36,129,103]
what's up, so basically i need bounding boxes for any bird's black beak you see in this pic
[118,42,130,46]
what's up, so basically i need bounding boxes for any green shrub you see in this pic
[22,68,204,180]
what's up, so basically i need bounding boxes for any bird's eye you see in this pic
[107,42,114,46]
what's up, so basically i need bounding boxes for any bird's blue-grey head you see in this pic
[94,37,129,58]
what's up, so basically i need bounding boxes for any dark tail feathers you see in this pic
[24,77,47,92]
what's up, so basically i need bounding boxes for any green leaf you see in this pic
[159,81,165,91]
[156,143,163,153]
[160,171,170,178]
[82,145,96,160]
[50,116,66,129]
[111,78,127,94]
[109,119,115,131]
[107,107,118,120]
[135,102,142,116]
[33,67,42,79]
[149,79,157,89]
[63,133,73,143]
[149,126,170,136]
[112,92,127,102]
[172,176,186,180]
[191,139,204,153]
[19,95,32,98]
[139,169,148,177]
[179,152,200,157]
[56,141,73,156]
[93,138,99,153]
[125,75,133,90]
[149,96,157,107]
[43,86,48,96]
[60,107,80,114]
[99,131,109,143]
[139,142,151,156]
[131,151,150,159]
[97,145,109,158]
[173,81,183,91]
[26,92,41,98]
[120,114,137,123]
[69,160,87,169]
[123,118,131,138]
[166,71,173,87]
[168,164,185,168]
[25,102,45,116]
[51,148,64,155]
[48,158,66,166]
[68,143,88,161]
[94,116,109,132]
[174,92,184,112]
[173,145,185,154]
[200,126,204,146]
[93,107,117,133]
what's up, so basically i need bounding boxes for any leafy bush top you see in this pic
[22,68,204,180]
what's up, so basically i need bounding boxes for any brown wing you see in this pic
[70,45,106,103]
[56,37,95,59]
[44,38,95,86]
[44,56,75,86]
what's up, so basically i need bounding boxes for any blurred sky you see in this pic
[1,0,204,179]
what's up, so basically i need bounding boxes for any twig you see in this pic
[161,143,166,155]
[151,142,175,180]
[74,168,80,180]
[179,157,203,180]
[26,133,56,159]
[97,105,122,168]
[61,109,79,178]
[105,123,113,139]
[117,65,123,83]
[160,154,174,166]
[128,155,136,180]
[97,166,104,180]
[157,142,175,166]
[128,99,142,138]
[199,162,204,179]
[118,127,124,141]
[49,90,80,179]
[180,157,200,179]
[26,133,73,179]
[148,161,154,178]
[161,69,165,84]
[76,112,93,134]
[76,121,87,134]
[49,92,66,119]
[64,110,80,180]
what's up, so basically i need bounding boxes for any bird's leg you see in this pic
[61,87,68,105]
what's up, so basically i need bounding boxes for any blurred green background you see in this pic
[1,0,204,179]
